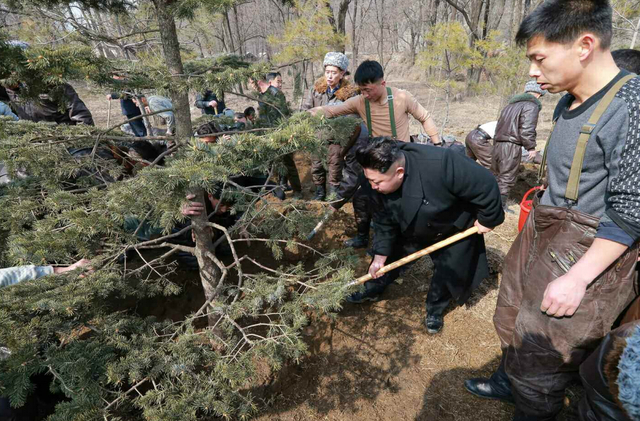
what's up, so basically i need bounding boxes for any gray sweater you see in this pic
[541,71,640,245]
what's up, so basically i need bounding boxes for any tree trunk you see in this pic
[631,16,640,49]
[337,0,351,52]
[351,0,359,65]
[153,0,221,327]
[232,4,244,55]
[223,11,236,53]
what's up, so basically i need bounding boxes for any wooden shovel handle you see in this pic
[350,226,480,286]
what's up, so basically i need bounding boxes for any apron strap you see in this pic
[363,86,398,139]
[564,73,635,202]
[387,87,397,139]
[365,97,373,137]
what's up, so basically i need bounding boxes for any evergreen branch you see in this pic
[104,378,149,412]
[207,222,243,295]
[47,365,75,395]
[232,238,326,256]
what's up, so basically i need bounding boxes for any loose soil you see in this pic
[75,74,581,421]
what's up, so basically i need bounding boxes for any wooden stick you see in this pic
[348,226,480,287]
[106,99,112,128]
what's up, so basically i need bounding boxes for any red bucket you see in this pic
[518,186,542,232]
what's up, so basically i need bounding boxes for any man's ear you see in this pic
[396,165,405,180]
[380,80,387,88]
[577,33,597,62]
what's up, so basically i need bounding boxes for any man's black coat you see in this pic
[368,142,504,304]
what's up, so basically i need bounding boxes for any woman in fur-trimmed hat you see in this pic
[301,51,358,201]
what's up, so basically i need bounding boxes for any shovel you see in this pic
[346,226,480,287]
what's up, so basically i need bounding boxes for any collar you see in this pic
[326,84,339,96]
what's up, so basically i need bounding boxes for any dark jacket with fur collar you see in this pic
[301,76,357,110]
[493,92,541,150]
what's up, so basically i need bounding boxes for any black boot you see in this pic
[464,360,514,404]
[502,194,515,214]
[313,185,326,201]
[344,233,369,248]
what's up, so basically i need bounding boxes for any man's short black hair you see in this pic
[612,49,640,74]
[244,106,255,117]
[195,121,220,136]
[354,60,384,86]
[515,0,613,49]
[355,137,402,173]
[266,72,282,82]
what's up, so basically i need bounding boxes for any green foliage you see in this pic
[0,108,360,419]
[268,0,345,64]
[418,22,481,97]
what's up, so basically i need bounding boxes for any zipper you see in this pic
[548,249,571,273]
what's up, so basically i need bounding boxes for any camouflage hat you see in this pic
[323,52,349,71]
[524,80,547,96]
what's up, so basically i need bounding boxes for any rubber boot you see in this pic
[502,194,515,214]
[313,185,326,201]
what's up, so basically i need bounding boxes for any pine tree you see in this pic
[0,1,362,418]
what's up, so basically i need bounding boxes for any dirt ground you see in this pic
[77,76,579,421]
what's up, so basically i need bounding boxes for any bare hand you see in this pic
[540,273,588,317]
[106,94,113,100]
[474,220,493,234]
[368,255,387,279]
[208,100,218,108]
[528,150,538,161]
[54,258,93,275]
[181,194,205,217]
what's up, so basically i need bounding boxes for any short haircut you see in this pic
[234,112,246,120]
[244,106,256,117]
[612,49,640,74]
[515,0,613,49]
[195,121,220,136]
[354,60,384,85]
[266,72,282,82]
[355,137,402,173]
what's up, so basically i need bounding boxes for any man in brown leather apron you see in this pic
[464,1,640,420]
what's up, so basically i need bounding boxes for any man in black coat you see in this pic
[351,137,504,333]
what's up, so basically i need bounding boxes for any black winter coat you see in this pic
[369,142,504,303]
[7,83,94,126]
[195,90,226,115]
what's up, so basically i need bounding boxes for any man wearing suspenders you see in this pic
[464,1,640,420]
[309,60,441,249]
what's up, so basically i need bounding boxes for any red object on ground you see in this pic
[518,186,542,232]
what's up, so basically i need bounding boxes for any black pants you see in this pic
[127,114,147,137]
[364,246,451,317]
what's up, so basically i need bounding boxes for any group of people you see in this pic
[2,0,640,419]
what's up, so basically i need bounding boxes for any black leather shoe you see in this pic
[425,315,443,334]
[464,377,515,404]
[344,233,369,248]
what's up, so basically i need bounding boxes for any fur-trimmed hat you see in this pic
[323,52,349,72]
[524,80,547,96]
[618,325,640,420]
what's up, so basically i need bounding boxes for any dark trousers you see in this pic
[353,187,372,237]
[492,141,521,197]
[281,153,301,192]
[311,144,344,187]
[127,115,147,137]
[364,246,452,318]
